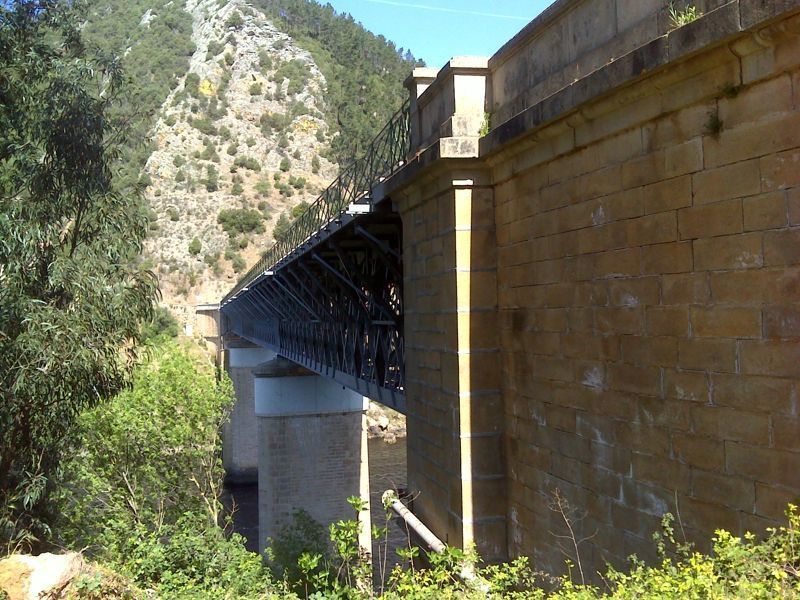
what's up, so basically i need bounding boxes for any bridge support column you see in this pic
[399,60,507,562]
[253,358,371,556]
[223,341,276,483]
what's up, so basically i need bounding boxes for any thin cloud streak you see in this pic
[359,0,529,21]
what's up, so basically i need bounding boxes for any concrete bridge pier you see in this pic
[223,341,276,483]
[253,357,372,556]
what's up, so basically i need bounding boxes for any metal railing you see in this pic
[222,99,411,303]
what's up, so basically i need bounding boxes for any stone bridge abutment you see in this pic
[390,0,800,575]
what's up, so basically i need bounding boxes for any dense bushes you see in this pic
[271,505,800,599]
[273,58,309,96]
[55,341,288,598]
[233,156,262,171]
[217,208,265,237]
[140,306,180,343]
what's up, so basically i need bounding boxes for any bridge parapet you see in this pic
[490,0,738,125]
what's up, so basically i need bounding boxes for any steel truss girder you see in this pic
[222,216,405,412]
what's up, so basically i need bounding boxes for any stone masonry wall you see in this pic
[490,0,735,125]
[399,169,507,561]
[493,14,800,576]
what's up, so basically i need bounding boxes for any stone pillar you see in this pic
[223,341,276,483]
[254,358,371,557]
[398,57,507,562]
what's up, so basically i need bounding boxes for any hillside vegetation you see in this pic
[81,0,419,303]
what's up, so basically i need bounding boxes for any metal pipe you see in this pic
[382,490,445,553]
[382,490,490,591]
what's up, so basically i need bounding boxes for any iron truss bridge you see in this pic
[221,101,409,412]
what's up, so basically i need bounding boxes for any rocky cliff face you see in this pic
[143,0,336,304]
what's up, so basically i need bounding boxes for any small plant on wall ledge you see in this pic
[669,2,702,30]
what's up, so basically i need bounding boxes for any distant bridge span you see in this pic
[218,0,800,575]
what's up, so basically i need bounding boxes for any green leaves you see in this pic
[55,341,292,598]
[0,0,157,550]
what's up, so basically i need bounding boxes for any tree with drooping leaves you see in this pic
[0,0,157,551]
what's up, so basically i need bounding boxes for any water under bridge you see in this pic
[208,0,800,576]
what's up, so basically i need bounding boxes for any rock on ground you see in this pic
[0,553,141,600]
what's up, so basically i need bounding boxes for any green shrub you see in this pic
[231,182,243,195]
[206,39,224,58]
[184,72,200,97]
[226,12,243,29]
[249,82,262,96]
[217,208,265,236]
[207,97,226,120]
[267,509,328,589]
[173,155,186,168]
[175,170,186,183]
[203,251,220,268]
[224,51,234,66]
[273,212,291,239]
[289,100,309,118]
[288,175,306,190]
[164,114,177,127]
[274,58,309,96]
[226,143,238,156]
[57,342,288,598]
[190,116,217,136]
[231,253,246,273]
[139,307,180,344]
[260,111,290,134]
[279,157,291,172]
[188,237,202,255]
[276,182,293,197]
[255,178,272,197]
[233,156,261,171]
[311,155,320,174]
[198,139,219,162]
[204,165,219,192]
[259,49,273,72]
[291,201,309,219]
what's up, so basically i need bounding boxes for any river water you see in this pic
[224,436,409,573]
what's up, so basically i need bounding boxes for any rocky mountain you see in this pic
[143,0,336,303]
[83,0,419,305]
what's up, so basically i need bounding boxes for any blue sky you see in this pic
[325,0,555,69]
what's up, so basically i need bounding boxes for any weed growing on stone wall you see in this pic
[705,110,724,138]
[479,113,492,137]
[668,3,702,30]
[548,489,597,586]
